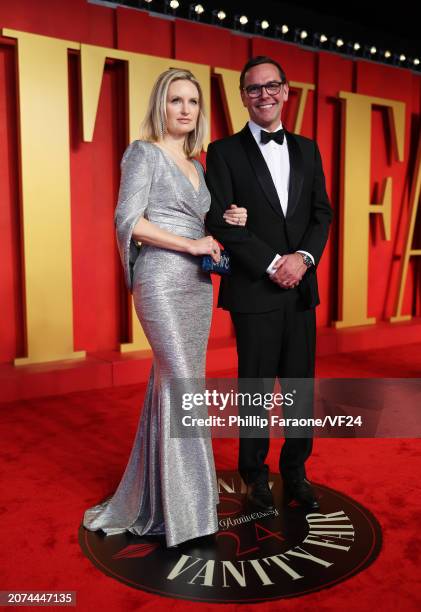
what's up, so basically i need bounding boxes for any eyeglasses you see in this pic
[243,80,285,98]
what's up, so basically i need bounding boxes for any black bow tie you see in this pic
[260,128,285,145]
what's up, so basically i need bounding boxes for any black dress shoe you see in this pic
[246,479,275,511]
[283,478,320,510]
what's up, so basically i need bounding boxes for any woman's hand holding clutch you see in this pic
[189,236,221,262]
[199,204,247,276]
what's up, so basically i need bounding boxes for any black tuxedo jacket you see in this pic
[205,124,333,312]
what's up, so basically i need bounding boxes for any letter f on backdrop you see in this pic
[335,92,405,328]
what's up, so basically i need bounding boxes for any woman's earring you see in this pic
[160,119,166,138]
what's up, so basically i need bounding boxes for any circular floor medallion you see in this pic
[79,471,382,603]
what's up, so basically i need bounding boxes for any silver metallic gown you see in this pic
[83,140,219,547]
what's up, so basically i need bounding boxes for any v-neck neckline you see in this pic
[152,143,201,195]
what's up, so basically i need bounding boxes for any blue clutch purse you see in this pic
[201,250,231,275]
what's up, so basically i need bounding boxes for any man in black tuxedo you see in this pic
[206,56,332,511]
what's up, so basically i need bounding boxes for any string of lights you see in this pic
[97,0,420,72]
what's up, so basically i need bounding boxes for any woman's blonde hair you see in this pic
[140,68,207,158]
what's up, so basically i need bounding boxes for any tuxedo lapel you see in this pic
[285,131,304,218]
[239,125,285,220]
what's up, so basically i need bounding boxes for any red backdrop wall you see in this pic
[0,0,420,371]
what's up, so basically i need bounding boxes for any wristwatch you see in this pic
[298,252,313,268]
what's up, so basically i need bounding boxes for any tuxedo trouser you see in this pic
[230,288,316,485]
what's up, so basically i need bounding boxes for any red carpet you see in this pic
[1,343,421,611]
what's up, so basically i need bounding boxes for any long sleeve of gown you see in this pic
[114,140,154,292]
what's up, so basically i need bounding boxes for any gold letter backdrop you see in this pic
[2,28,418,366]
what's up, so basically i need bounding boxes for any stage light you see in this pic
[363,44,377,58]
[399,54,406,62]
[212,9,226,23]
[376,48,391,64]
[294,28,309,44]
[165,0,179,13]
[346,41,361,56]
[329,37,345,53]
[234,14,248,30]
[189,3,204,20]
[414,58,420,66]
[274,24,289,39]
[274,24,289,40]
[254,19,270,33]
[312,32,328,47]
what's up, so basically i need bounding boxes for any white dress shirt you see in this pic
[248,120,314,273]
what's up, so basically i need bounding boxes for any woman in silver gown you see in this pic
[83,69,247,547]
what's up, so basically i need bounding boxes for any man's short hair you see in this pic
[240,56,287,89]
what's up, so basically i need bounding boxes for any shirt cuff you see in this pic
[296,250,315,266]
[267,254,282,275]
